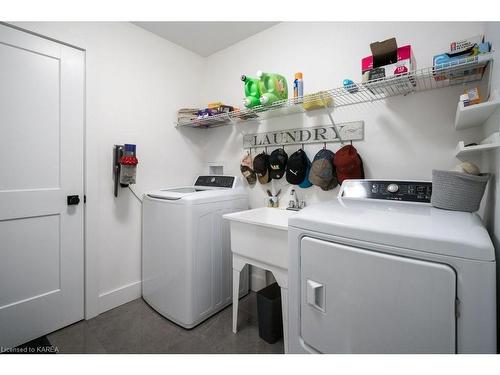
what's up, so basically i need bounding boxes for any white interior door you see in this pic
[0,24,84,351]
[300,237,457,354]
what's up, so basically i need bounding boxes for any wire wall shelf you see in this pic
[176,53,493,129]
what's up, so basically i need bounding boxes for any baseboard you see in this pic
[98,280,142,314]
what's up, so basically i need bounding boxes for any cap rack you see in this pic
[175,52,494,134]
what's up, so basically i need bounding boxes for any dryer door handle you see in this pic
[306,279,325,312]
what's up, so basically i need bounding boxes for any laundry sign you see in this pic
[242,121,364,148]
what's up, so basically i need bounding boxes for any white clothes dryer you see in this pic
[288,179,496,353]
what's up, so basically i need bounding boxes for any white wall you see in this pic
[11,22,207,318]
[200,22,488,289]
[483,21,500,348]
[201,22,486,206]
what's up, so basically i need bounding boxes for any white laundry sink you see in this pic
[223,207,297,269]
[224,207,297,353]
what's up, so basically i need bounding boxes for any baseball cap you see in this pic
[240,153,256,185]
[253,152,271,184]
[334,145,364,184]
[286,149,308,185]
[308,148,338,191]
[299,153,313,188]
[269,148,288,180]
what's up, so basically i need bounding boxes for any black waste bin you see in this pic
[257,282,283,344]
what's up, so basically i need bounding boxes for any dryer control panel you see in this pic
[340,180,432,203]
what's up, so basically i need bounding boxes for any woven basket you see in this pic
[431,170,490,212]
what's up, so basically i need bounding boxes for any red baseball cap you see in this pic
[333,145,364,184]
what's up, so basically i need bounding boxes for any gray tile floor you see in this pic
[47,292,284,354]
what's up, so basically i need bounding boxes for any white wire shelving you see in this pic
[176,53,493,129]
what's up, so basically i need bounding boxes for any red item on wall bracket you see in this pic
[120,155,138,166]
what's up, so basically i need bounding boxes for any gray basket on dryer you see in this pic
[431,169,490,212]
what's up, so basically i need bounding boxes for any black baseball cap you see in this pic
[269,148,288,180]
[253,152,271,184]
[286,149,308,185]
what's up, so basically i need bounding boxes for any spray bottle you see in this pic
[293,72,304,100]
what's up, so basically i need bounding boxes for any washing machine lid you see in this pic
[146,187,208,200]
[145,176,246,203]
[289,182,494,262]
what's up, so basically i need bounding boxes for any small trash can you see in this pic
[257,282,283,344]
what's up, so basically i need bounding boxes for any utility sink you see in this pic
[224,207,297,352]
[223,207,297,270]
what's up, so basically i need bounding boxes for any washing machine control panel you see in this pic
[341,180,432,203]
[194,175,235,188]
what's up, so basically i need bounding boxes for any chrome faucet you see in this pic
[287,189,306,211]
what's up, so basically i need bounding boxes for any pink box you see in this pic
[362,45,415,75]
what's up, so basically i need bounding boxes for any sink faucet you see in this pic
[287,189,306,211]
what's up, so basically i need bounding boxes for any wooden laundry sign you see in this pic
[242,121,364,148]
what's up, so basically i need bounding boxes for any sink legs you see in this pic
[232,254,289,353]
[232,268,241,334]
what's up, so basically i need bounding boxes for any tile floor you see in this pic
[47,292,284,354]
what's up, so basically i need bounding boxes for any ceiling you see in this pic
[132,22,279,57]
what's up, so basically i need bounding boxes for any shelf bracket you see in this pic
[323,105,344,144]
[227,112,246,135]
[226,112,236,125]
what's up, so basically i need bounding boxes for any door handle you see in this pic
[306,279,325,312]
[67,195,80,206]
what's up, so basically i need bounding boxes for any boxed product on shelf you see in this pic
[361,42,416,81]
[177,108,199,124]
[433,39,491,83]
[449,35,484,56]
[463,87,481,106]
[197,104,235,118]
[361,38,416,95]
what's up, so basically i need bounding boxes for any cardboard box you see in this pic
[433,42,491,83]
[449,35,484,56]
[362,45,416,79]
[361,41,416,95]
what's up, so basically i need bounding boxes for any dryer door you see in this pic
[300,237,456,353]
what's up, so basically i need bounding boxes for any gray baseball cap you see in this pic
[308,149,338,191]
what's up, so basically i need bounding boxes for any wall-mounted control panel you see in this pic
[340,180,432,203]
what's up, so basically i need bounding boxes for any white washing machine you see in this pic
[288,179,496,354]
[142,175,249,329]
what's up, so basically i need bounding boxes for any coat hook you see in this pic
[323,142,326,149]
[350,140,353,146]
[301,143,304,150]
[265,146,268,154]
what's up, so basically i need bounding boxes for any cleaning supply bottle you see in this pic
[241,75,261,108]
[293,72,304,99]
[257,71,288,106]
[260,92,282,106]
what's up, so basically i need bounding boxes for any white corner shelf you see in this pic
[176,52,494,129]
[455,132,500,158]
[455,95,500,130]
